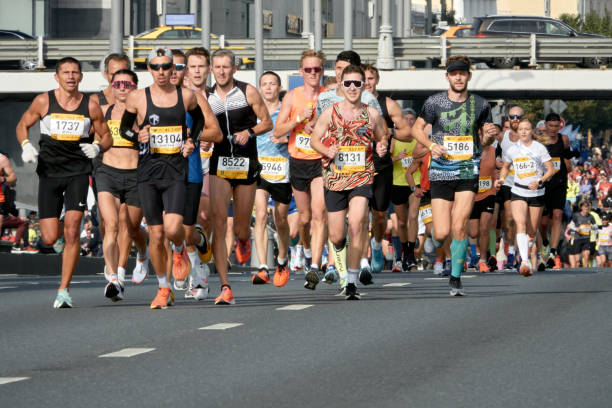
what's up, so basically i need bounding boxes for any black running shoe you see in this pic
[345,283,361,300]
[449,276,465,296]
[358,266,373,285]
[403,255,418,272]
[304,268,319,290]
[545,255,555,269]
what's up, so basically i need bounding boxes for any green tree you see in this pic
[559,11,612,36]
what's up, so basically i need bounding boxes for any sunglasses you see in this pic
[149,62,173,71]
[303,66,322,73]
[342,80,363,89]
[111,80,136,89]
[174,63,186,71]
[508,114,523,120]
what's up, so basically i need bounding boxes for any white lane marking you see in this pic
[276,304,313,311]
[70,281,92,284]
[334,292,367,297]
[99,348,155,358]
[0,286,17,290]
[383,282,411,287]
[199,323,243,330]
[425,276,476,281]
[0,377,29,385]
[22,282,40,285]
[0,274,18,277]
[228,272,242,275]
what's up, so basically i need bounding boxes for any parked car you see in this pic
[131,26,254,67]
[0,30,38,70]
[470,15,607,68]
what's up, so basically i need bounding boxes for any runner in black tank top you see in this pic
[119,47,204,310]
[16,56,112,309]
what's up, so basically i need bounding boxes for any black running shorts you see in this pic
[94,163,140,207]
[324,184,372,213]
[138,178,186,226]
[430,178,478,201]
[370,165,392,212]
[257,179,292,205]
[543,182,567,216]
[470,194,496,219]
[290,157,322,192]
[183,182,203,226]
[38,174,89,219]
[510,192,545,207]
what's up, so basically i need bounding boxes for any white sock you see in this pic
[360,258,370,269]
[348,268,359,284]
[117,266,126,280]
[277,256,287,265]
[310,263,318,272]
[508,245,516,255]
[156,274,170,288]
[516,233,529,262]
[259,264,268,270]
[304,248,312,258]
[371,238,382,250]
[187,250,199,270]
[296,244,304,255]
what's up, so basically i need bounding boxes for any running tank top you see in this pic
[137,86,188,182]
[373,94,393,171]
[37,90,93,177]
[96,90,109,106]
[322,103,374,191]
[105,105,136,149]
[419,153,431,192]
[544,134,567,187]
[288,86,324,160]
[501,130,518,187]
[392,139,421,186]
[208,80,260,180]
[475,145,496,201]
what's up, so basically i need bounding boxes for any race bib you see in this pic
[578,224,590,236]
[334,146,366,174]
[259,156,288,183]
[218,156,249,179]
[296,131,316,155]
[443,135,473,161]
[478,176,493,193]
[419,204,433,224]
[50,113,85,141]
[551,157,561,173]
[107,119,133,147]
[515,157,537,179]
[401,156,413,169]
[150,126,183,154]
[600,231,610,243]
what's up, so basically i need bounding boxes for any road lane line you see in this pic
[71,281,92,284]
[383,283,411,287]
[199,323,244,330]
[0,377,29,385]
[0,286,17,290]
[99,348,155,358]
[276,304,313,311]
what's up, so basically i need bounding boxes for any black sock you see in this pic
[334,239,346,252]
[401,241,409,258]
[407,241,416,258]
[543,238,549,247]
[550,247,557,256]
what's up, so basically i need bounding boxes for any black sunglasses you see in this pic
[508,114,523,120]
[174,63,186,71]
[149,62,173,71]
[303,66,322,73]
[342,80,363,89]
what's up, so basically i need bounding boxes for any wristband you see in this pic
[499,178,505,183]
[247,128,255,138]
[428,142,435,152]
[21,139,30,147]
[93,140,100,145]
[296,115,301,123]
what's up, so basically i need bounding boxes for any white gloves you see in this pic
[79,143,101,159]
[21,141,39,164]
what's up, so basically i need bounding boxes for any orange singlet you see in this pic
[475,145,496,202]
[288,86,326,160]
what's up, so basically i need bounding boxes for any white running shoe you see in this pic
[104,279,124,302]
[117,268,126,287]
[132,257,150,284]
[433,260,443,276]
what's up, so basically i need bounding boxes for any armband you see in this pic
[119,110,138,143]
[21,139,30,147]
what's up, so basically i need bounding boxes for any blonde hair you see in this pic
[300,49,326,67]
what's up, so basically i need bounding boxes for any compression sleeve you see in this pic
[187,106,205,143]
[119,110,138,143]
[564,147,580,159]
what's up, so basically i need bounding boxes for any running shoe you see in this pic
[371,238,385,273]
[104,279,124,302]
[554,254,562,269]
[537,259,547,272]
[323,264,338,284]
[546,253,556,269]
[195,225,212,263]
[117,268,126,288]
[442,259,452,277]
[304,256,312,272]
[214,286,235,305]
[519,260,533,277]
[172,246,191,284]
[321,244,329,270]
[235,239,251,265]
[185,275,209,300]
[433,259,444,276]
[478,260,490,273]
[273,262,290,287]
[359,265,374,285]
[449,276,465,296]
[488,255,498,271]
[403,255,417,272]
[23,246,39,254]
[345,283,361,300]
[293,246,305,270]
[505,253,515,270]
[252,267,270,285]
[392,260,402,273]
[304,268,319,290]
[53,289,73,309]
[469,254,479,269]
[132,255,149,284]
[150,287,174,309]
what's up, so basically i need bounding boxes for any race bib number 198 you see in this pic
[478,176,492,193]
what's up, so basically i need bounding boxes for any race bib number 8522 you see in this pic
[218,156,249,179]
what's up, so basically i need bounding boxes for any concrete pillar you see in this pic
[369,0,378,38]
[396,0,403,37]
[314,0,322,51]
[302,0,311,39]
[404,0,412,37]
[377,0,394,69]
[255,0,263,79]
[110,0,123,54]
[344,0,353,50]
[201,0,210,50]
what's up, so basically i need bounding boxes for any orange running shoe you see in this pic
[235,239,251,264]
[172,246,191,282]
[252,267,270,285]
[553,254,562,269]
[214,286,235,305]
[478,260,490,273]
[150,287,175,309]
[273,263,290,287]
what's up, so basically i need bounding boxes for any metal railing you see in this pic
[0,35,611,69]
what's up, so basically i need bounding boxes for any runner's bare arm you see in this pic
[16,93,47,145]
[183,91,205,144]
[272,90,298,137]
[89,99,112,152]
[495,162,511,189]
[386,97,412,142]
[0,154,17,186]
[194,92,222,143]
[480,123,497,146]
[310,108,335,159]
[412,117,445,158]
[541,160,555,183]
[246,84,272,136]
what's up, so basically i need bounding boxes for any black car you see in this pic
[470,15,607,68]
[0,30,38,70]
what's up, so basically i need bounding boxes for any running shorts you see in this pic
[324,184,372,213]
[290,157,322,192]
[470,195,496,219]
[510,193,545,207]
[38,174,89,219]
[430,178,478,201]
[370,165,392,212]
[183,182,203,226]
[257,178,292,205]
[138,178,186,226]
[94,163,140,207]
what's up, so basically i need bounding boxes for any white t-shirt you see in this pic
[502,139,551,198]
[501,129,519,187]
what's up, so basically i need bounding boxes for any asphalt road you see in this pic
[1,266,612,408]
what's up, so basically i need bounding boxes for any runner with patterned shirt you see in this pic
[411,56,497,296]
[252,71,291,287]
[596,213,612,267]
[310,64,387,300]
[273,49,327,290]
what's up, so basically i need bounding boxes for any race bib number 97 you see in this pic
[108,120,133,147]
[296,131,316,155]
[443,135,473,161]
[334,146,366,174]
[260,156,288,182]
[218,156,249,179]
[50,113,85,141]
[150,126,183,154]
[515,157,537,179]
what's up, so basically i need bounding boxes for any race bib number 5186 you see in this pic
[443,135,473,161]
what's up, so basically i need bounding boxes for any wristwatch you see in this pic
[538,180,544,189]
[247,128,255,138]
